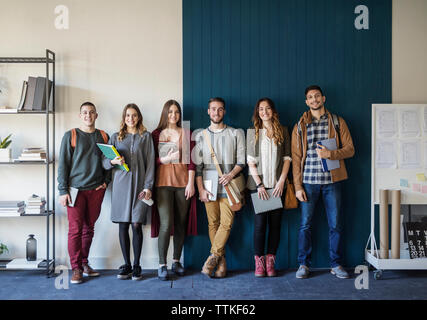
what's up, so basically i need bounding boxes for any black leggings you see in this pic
[119,222,143,267]
[253,209,282,257]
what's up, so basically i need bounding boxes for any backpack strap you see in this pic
[99,129,108,144]
[71,128,108,149]
[297,121,304,150]
[331,114,342,149]
[71,128,77,149]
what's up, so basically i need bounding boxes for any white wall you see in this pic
[392,0,427,217]
[392,0,427,103]
[0,0,182,269]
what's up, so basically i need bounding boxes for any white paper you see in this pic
[376,141,397,168]
[400,108,420,138]
[400,140,421,169]
[203,180,216,201]
[377,108,397,138]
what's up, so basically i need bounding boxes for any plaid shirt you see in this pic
[302,112,333,184]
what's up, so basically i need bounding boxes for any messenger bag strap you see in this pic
[203,129,224,177]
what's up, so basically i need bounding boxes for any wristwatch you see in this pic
[256,182,264,189]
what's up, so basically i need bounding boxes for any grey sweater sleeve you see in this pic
[143,132,155,190]
[57,131,72,196]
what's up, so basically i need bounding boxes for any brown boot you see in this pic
[82,263,100,277]
[71,269,83,284]
[201,254,219,278]
[214,256,227,278]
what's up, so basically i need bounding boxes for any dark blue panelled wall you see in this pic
[183,0,391,269]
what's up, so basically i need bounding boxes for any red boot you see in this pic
[254,255,266,277]
[266,254,277,277]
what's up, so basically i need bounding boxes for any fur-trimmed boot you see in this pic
[214,256,227,278]
[201,254,219,278]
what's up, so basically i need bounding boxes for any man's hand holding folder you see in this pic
[316,143,331,159]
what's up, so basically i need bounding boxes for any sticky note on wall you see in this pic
[400,179,409,187]
[413,183,421,192]
[416,173,426,182]
[422,186,427,194]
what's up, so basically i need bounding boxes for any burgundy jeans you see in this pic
[67,188,106,270]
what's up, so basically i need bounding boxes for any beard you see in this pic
[210,117,224,124]
[310,104,323,111]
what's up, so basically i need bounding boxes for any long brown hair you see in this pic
[118,103,147,141]
[252,98,284,145]
[155,100,182,131]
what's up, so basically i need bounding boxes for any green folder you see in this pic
[97,143,129,172]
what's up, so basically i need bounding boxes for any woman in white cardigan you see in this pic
[246,98,291,277]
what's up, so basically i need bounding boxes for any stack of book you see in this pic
[16,147,47,162]
[0,201,25,217]
[25,195,46,215]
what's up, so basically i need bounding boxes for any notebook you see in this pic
[68,187,79,207]
[203,170,218,201]
[251,189,283,214]
[317,138,340,172]
[97,143,129,172]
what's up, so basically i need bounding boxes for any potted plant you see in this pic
[0,243,9,255]
[0,134,12,162]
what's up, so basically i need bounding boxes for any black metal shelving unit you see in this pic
[0,49,56,277]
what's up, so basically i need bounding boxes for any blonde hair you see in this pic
[118,103,147,141]
[252,98,284,145]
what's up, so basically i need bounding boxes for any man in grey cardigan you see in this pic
[194,97,246,278]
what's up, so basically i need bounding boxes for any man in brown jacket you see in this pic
[291,85,355,279]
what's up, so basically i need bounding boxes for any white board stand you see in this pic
[367,104,427,279]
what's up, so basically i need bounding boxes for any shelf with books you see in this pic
[0,49,56,277]
[0,211,54,218]
[0,57,54,64]
[1,258,55,271]
[21,210,54,217]
[0,111,54,114]
[0,161,55,165]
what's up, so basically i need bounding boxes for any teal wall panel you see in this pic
[183,0,391,269]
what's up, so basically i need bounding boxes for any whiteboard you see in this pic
[372,104,427,204]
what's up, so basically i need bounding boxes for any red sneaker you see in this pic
[266,254,277,277]
[254,255,266,277]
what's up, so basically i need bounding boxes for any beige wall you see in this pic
[0,0,182,269]
[392,0,427,103]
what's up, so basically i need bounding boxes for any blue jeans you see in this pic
[298,182,343,268]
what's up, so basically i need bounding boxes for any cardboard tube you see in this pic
[391,190,401,259]
[379,189,389,259]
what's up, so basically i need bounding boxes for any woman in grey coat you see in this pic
[103,103,155,281]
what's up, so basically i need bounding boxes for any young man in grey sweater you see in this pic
[57,102,110,284]
[194,97,246,278]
